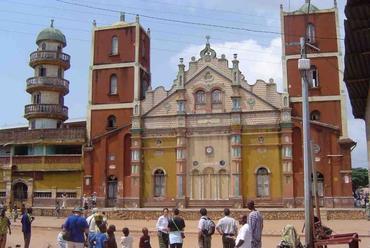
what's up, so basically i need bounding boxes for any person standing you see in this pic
[198,208,212,248]
[105,225,117,248]
[235,215,251,248]
[21,207,34,248]
[139,227,152,248]
[55,201,61,219]
[61,193,67,209]
[168,208,185,248]
[0,208,11,248]
[120,227,133,248]
[156,208,169,248]
[216,208,238,248]
[247,200,263,248]
[85,208,99,248]
[64,207,89,248]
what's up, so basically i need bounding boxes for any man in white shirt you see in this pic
[198,208,211,248]
[235,215,251,248]
[216,208,238,248]
[86,208,98,248]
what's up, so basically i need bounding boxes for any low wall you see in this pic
[31,207,367,220]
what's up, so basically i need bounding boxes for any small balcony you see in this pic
[0,127,86,145]
[26,77,69,95]
[24,104,68,121]
[29,51,70,69]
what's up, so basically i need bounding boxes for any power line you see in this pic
[55,0,344,41]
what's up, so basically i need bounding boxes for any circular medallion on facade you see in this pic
[205,146,214,155]
[219,160,226,166]
[313,144,320,154]
[193,161,199,166]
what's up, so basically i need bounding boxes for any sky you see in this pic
[0,0,367,168]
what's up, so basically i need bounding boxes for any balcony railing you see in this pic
[24,104,68,121]
[0,128,86,145]
[29,51,70,68]
[26,77,69,94]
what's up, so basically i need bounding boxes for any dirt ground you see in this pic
[4,217,370,248]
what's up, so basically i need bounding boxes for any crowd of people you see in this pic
[0,204,35,248]
[0,199,266,248]
[57,200,263,248]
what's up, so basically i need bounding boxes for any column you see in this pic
[230,119,243,208]
[175,128,187,207]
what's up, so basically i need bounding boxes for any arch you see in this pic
[13,181,28,201]
[152,167,167,176]
[107,115,117,129]
[310,110,321,121]
[107,175,117,207]
[33,92,41,104]
[256,167,270,197]
[109,74,118,95]
[254,166,271,174]
[310,65,319,88]
[195,90,206,104]
[306,23,316,44]
[111,36,119,55]
[191,169,201,200]
[211,89,222,104]
[203,167,215,199]
[219,169,229,200]
[41,42,46,50]
[153,168,166,197]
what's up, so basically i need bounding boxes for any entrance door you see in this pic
[107,176,117,207]
[13,182,28,206]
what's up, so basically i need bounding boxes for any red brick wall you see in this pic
[90,109,132,137]
[94,27,136,64]
[139,28,150,70]
[284,12,338,55]
[287,57,340,97]
[92,67,135,104]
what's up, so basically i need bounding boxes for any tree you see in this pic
[352,168,369,192]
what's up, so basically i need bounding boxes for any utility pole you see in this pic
[298,37,314,248]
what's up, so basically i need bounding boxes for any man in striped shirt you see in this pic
[247,200,263,248]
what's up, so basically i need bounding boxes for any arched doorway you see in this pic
[107,175,117,207]
[13,182,28,203]
[312,172,324,206]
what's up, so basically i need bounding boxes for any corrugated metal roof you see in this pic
[344,0,370,119]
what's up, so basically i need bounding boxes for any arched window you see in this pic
[211,89,222,104]
[153,169,165,197]
[39,67,46,77]
[310,110,321,121]
[306,23,316,44]
[195,90,205,104]
[33,92,41,104]
[41,43,46,50]
[111,36,118,55]
[256,167,270,197]
[109,74,118,95]
[310,65,319,88]
[107,115,116,129]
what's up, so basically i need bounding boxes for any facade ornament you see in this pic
[191,56,196,62]
[135,14,140,23]
[120,12,125,22]
[200,35,216,60]
[92,20,97,27]
[247,97,256,109]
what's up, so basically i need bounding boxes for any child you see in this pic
[91,223,108,248]
[106,224,117,248]
[139,227,151,248]
[57,224,66,248]
[120,227,133,248]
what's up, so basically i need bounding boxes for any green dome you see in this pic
[296,3,320,13]
[36,22,66,47]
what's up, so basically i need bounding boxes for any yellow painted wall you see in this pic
[142,137,177,199]
[241,131,282,199]
[33,172,82,190]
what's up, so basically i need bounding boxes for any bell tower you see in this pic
[25,20,70,129]
[280,1,354,207]
[84,14,150,207]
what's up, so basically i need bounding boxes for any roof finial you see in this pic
[120,12,125,22]
[50,19,54,28]
[305,0,309,3]
[206,35,210,45]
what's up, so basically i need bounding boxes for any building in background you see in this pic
[343,0,370,183]
[281,1,355,207]
[0,22,85,207]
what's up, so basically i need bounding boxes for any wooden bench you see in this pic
[314,233,360,248]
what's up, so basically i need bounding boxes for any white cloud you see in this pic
[171,37,283,91]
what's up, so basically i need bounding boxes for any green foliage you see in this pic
[352,168,369,191]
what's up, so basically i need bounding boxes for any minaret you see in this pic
[25,20,70,129]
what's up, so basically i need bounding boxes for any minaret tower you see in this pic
[25,20,70,129]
